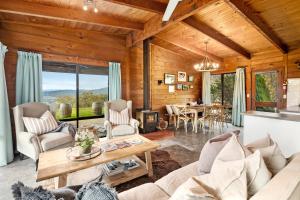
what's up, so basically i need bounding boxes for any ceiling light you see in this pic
[194,41,220,72]
[82,0,98,13]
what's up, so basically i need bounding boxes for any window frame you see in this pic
[210,72,236,105]
[42,61,109,127]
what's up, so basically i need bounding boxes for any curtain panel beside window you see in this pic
[202,71,211,105]
[232,68,246,126]
[0,42,14,166]
[109,62,121,101]
[16,51,43,105]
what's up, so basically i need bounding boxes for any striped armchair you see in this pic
[104,99,139,139]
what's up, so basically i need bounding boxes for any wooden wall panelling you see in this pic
[287,48,300,78]
[150,45,201,117]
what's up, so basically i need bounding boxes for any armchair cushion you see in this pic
[39,132,73,151]
[111,125,135,137]
[23,111,58,135]
[109,108,129,125]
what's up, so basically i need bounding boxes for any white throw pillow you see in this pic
[257,143,287,175]
[170,177,216,200]
[212,135,271,197]
[246,136,287,176]
[109,108,129,125]
[196,159,247,200]
[246,150,272,197]
[23,110,58,135]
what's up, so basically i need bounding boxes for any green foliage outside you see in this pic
[211,75,222,103]
[210,74,235,105]
[255,72,277,112]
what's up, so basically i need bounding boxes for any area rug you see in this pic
[142,129,175,141]
[116,144,199,193]
[116,149,181,193]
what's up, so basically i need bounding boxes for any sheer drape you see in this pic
[0,43,14,166]
[202,71,211,105]
[16,51,43,105]
[232,68,246,126]
[109,62,121,101]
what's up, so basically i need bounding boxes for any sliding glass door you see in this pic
[210,73,235,106]
[42,61,108,127]
[210,72,235,121]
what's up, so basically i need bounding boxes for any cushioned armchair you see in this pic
[104,99,139,139]
[13,102,74,162]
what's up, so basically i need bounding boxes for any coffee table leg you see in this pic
[145,151,153,177]
[57,174,67,188]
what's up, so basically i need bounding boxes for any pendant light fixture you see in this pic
[83,0,98,13]
[194,41,220,72]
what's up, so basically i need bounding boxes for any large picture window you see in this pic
[210,73,235,106]
[42,61,108,127]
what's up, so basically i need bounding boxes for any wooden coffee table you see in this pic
[36,135,160,188]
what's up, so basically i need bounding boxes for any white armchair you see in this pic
[13,102,74,162]
[104,99,139,139]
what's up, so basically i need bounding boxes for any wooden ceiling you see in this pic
[1,0,300,61]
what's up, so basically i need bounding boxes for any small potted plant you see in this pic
[75,128,95,154]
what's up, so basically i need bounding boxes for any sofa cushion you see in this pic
[111,125,135,137]
[118,183,169,200]
[250,153,300,200]
[170,177,216,200]
[197,133,233,175]
[39,132,73,151]
[212,135,271,198]
[155,162,198,196]
[246,136,287,176]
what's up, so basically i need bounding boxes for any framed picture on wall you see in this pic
[188,75,194,82]
[182,85,189,91]
[177,84,183,90]
[164,73,176,85]
[178,71,187,82]
[168,85,175,93]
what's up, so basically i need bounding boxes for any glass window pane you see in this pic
[210,75,222,103]
[255,71,278,102]
[42,63,77,120]
[78,65,108,118]
[256,106,275,112]
[223,73,235,106]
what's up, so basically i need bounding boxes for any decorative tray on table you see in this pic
[66,146,101,161]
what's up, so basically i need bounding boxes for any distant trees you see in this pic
[56,92,108,108]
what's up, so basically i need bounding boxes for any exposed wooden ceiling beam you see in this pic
[127,0,219,47]
[102,0,166,14]
[155,36,223,62]
[0,0,144,31]
[224,0,288,53]
[183,17,251,59]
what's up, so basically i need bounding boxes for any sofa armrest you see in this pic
[104,120,112,139]
[17,131,42,160]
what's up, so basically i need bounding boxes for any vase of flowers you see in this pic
[75,128,95,154]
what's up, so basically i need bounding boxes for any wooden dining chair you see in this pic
[172,105,195,133]
[165,105,177,128]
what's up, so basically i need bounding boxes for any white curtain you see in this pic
[0,42,14,166]
[202,71,211,105]
[109,62,121,101]
[232,68,246,126]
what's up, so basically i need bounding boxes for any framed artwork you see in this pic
[188,75,194,82]
[168,85,175,93]
[164,73,176,85]
[182,85,189,91]
[177,84,183,90]
[178,71,187,82]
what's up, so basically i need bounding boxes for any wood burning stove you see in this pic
[136,109,159,133]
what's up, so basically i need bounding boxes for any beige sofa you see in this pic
[118,153,300,200]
